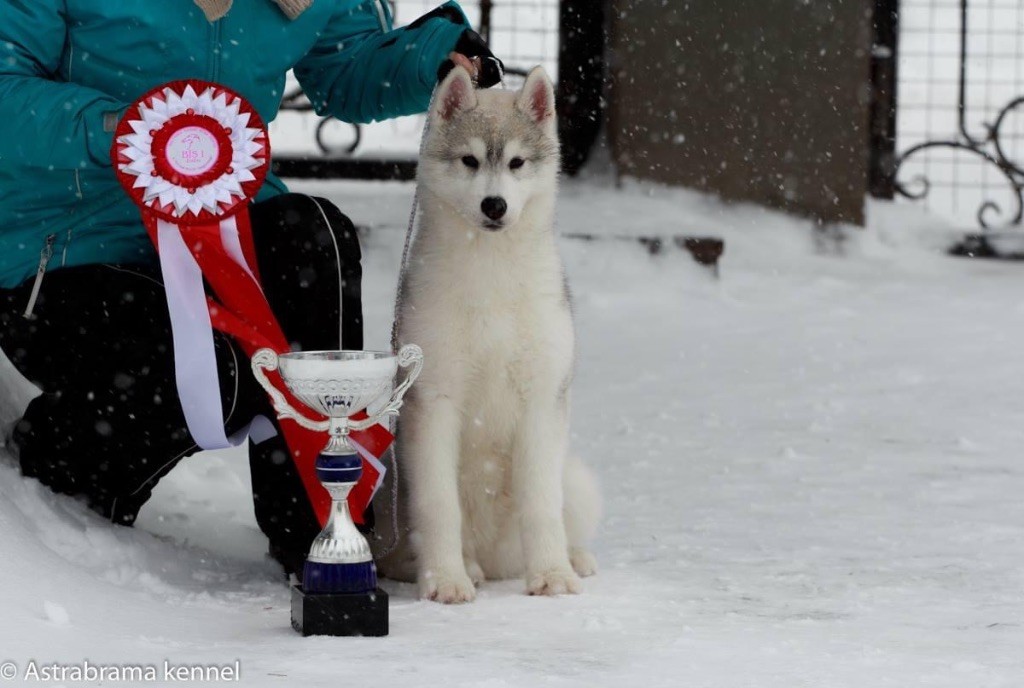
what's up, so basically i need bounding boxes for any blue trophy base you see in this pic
[291,584,389,637]
[303,560,377,594]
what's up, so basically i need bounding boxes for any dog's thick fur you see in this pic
[378,67,600,603]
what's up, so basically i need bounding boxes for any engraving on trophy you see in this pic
[323,395,353,412]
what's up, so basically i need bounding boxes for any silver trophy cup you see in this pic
[251,345,423,636]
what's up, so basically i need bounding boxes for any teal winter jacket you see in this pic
[0,0,469,289]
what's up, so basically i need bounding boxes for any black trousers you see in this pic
[0,194,362,574]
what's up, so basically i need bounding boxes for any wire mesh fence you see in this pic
[395,0,559,76]
[894,0,1024,231]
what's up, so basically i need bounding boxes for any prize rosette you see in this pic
[111,80,391,525]
[113,79,269,227]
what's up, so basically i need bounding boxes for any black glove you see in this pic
[437,29,505,88]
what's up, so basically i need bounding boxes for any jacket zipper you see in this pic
[23,234,56,320]
[210,19,222,83]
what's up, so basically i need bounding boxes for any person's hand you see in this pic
[449,52,482,82]
[437,30,504,88]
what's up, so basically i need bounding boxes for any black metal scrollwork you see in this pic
[892,0,1024,232]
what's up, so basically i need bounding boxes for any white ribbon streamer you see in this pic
[349,435,387,496]
[157,216,271,450]
[157,219,236,449]
[219,214,260,285]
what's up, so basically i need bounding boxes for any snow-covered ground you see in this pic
[1,178,1023,687]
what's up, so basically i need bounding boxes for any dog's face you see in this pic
[419,66,560,232]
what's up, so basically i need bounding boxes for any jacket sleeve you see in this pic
[0,0,126,171]
[294,0,470,124]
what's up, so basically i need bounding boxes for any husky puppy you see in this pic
[381,67,600,603]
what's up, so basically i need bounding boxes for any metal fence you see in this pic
[873,0,1024,250]
[271,0,567,180]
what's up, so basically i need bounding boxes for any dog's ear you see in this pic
[516,66,555,124]
[432,66,478,122]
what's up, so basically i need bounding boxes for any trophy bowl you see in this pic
[253,345,423,457]
[276,350,399,420]
[251,344,423,637]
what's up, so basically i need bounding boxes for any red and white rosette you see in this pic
[114,80,269,224]
[113,80,271,450]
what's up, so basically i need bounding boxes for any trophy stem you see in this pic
[302,452,377,593]
[324,417,355,455]
[293,449,389,637]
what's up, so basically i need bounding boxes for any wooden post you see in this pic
[868,0,900,199]
[557,0,607,175]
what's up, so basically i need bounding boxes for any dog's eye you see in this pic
[509,157,525,170]
[461,156,480,169]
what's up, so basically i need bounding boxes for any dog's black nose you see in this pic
[481,196,507,221]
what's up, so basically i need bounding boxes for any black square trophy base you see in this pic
[291,584,389,637]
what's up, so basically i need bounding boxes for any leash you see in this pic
[377,83,441,559]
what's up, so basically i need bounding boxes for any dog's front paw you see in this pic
[526,567,582,596]
[419,568,477,604]
[569,548,598,577]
